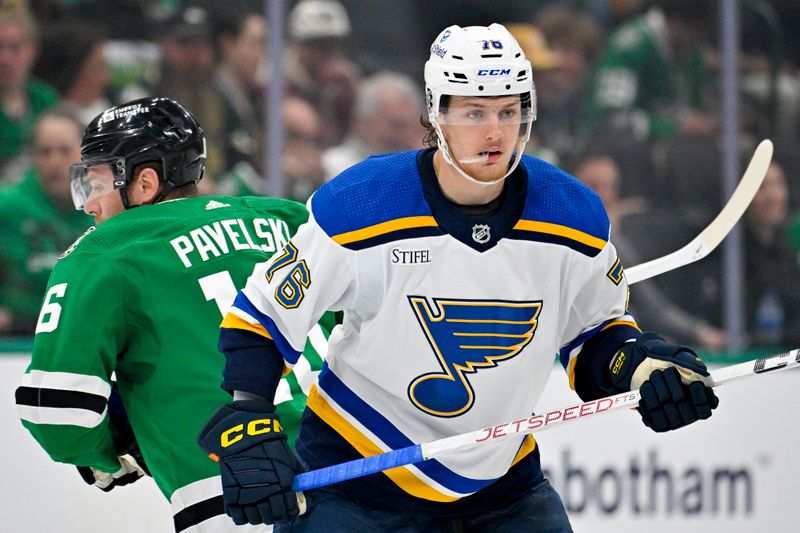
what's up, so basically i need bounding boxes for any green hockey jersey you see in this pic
[583,8,713,141]
[15,196,331,511]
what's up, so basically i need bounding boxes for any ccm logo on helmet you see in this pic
[220,419,283,447]
[477,68,511,76]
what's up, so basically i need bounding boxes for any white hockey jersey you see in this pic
[224,149,637,505]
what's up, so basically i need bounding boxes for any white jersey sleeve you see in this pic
[558,240,638,387]
[229,210,357,366]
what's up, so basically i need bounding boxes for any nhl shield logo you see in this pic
[472,224,491,244]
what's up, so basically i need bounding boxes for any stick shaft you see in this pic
[292,349,799,492]
[707,348,800,386]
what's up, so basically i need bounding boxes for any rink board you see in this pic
[1,355,797,533]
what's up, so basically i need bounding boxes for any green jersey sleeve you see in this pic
[17,229,126,473]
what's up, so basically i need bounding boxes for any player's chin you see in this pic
[475,172,504,183]
[468,163,509,182]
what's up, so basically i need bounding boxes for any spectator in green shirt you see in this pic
[583,0,717,144]
[0,109,90,336]
[0,8,60,181]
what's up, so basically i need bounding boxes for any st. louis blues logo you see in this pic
[407,296,542,417]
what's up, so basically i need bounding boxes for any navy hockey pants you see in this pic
[276,478,573,532]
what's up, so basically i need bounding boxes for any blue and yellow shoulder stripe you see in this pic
[310,150,444,250]
[509,156,610,257]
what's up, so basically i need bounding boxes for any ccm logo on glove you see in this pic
[198,400,303,525]
[221,419,284,447]
[610,351,626,375]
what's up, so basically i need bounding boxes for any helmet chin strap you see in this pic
[432,118,528,187]
[119,187,134,210]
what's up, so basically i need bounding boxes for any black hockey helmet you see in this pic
[73,97,206,208]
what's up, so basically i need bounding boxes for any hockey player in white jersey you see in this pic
[198,23,719,531]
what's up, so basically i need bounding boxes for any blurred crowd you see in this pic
[3,0,800,354]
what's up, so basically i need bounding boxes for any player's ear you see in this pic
[130,167,161,205]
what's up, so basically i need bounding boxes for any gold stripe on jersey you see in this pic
[510,435,536,467]
[568,357,578,390]
[331,216,438,246]
[220,313,273,339]
[306,385,460,502]
[600,318,641,333]
[513,220,606,251]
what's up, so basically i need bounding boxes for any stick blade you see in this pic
[625,139,773,285]
[696,139,773,251]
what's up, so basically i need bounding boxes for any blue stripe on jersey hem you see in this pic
[342,226,445,250]
[507,229,602,257]
[318,365,495,494]
[232,292,302,366]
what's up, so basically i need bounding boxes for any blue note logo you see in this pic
[407,296,542,417]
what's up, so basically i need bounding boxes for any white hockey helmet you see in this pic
[424,23,537,185]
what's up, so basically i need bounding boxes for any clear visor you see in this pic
[434,98,534,126]
[69,157,127,210]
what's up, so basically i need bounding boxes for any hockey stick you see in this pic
[292,348,799,492]
[624,139,773,285]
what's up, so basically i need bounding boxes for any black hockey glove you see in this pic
[77,384,150,491]
[608,332,719,432]
[198,400,303,526]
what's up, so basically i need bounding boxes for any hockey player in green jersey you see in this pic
[15,97,330,532]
